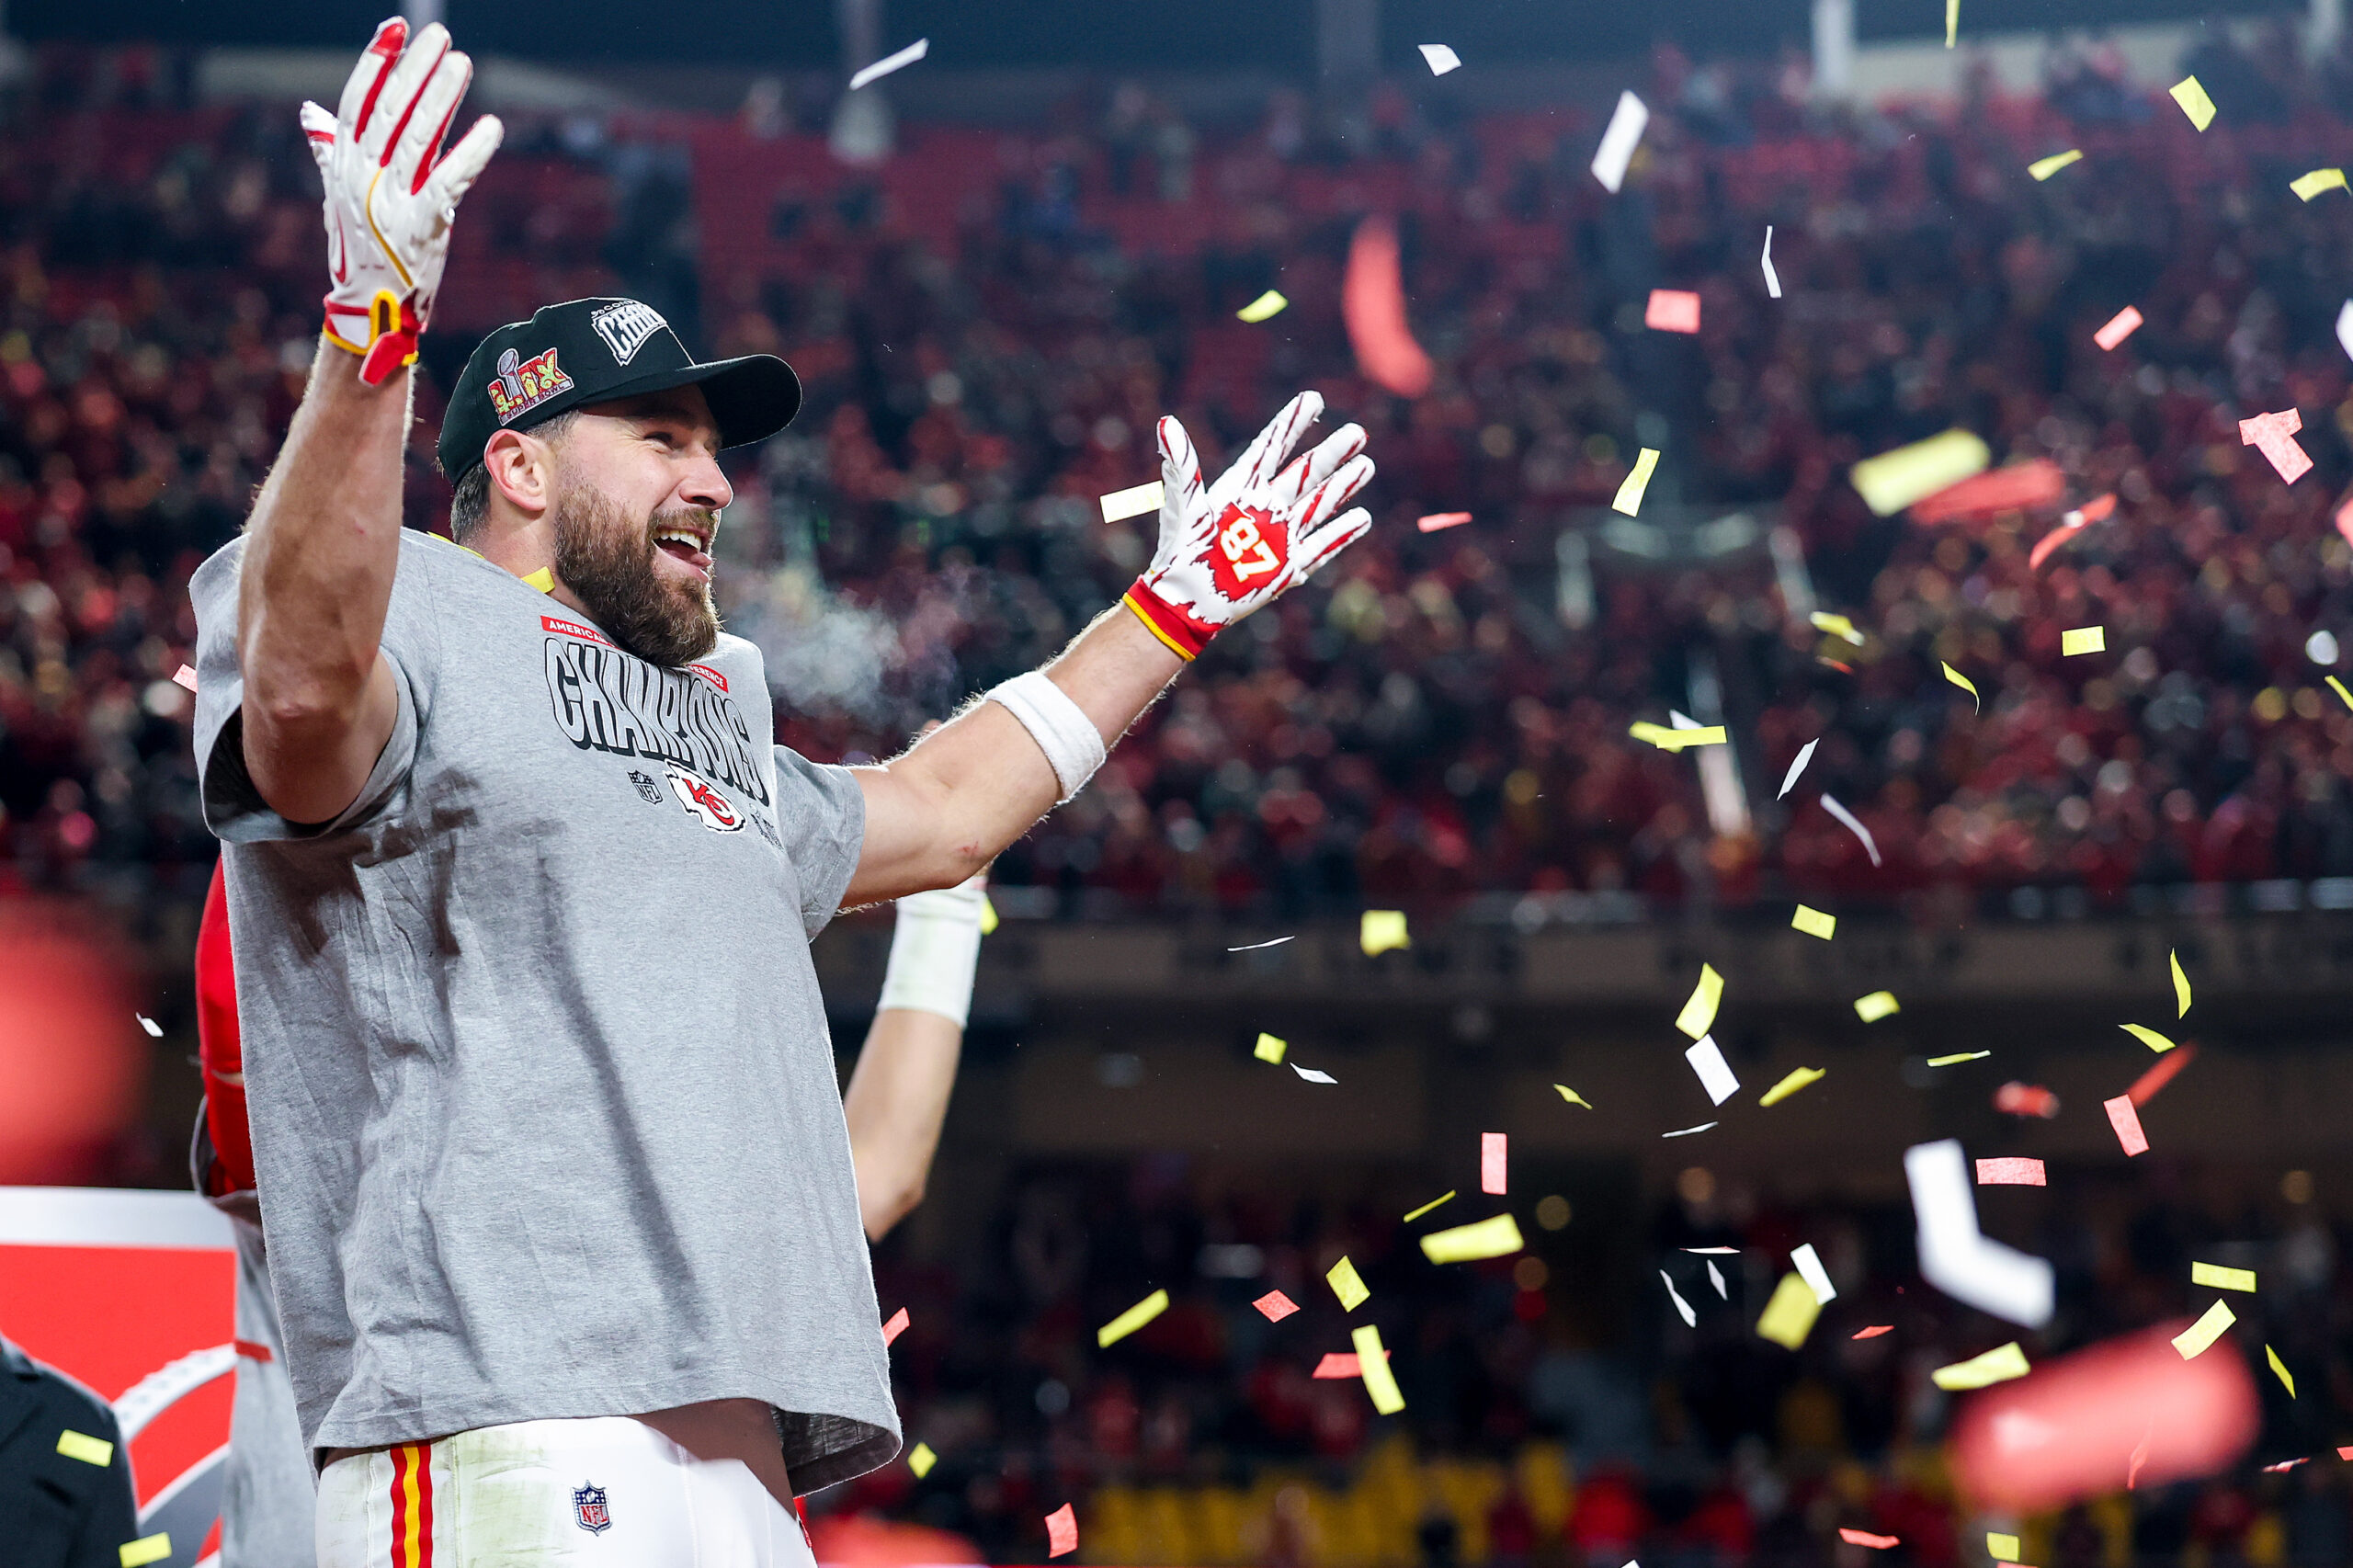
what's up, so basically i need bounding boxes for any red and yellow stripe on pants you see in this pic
[388,1441,437,1567]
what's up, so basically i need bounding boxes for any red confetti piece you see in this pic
[2104,1094,2149,1156]
[2337,495,2353,550]
[1415,512,1473,532]
[881,1307,910,1346]
[2339,1447,2353,1460]
[1840,1529,1900,1549]
[1481,1132,1506,1195]
[2093,306,2143,350]
[1343,216,1433,397]
[1045,1504,1079,1558]
[1644,289,1701,334]
[1995,1082,2060,1119]
[1975,1157,2046,1187]
[2240,409,2313,484]
[2126,1041,2196,1106]
[2028,494,2115,571]
[1253,1290,1301,1322]
[1851,1325,1894,1339]
[171,665,199,693]
[1310,1348,1393,1379]
[2266,1458,2311,1473]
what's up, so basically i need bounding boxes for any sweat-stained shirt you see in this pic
[188,528,896,1493]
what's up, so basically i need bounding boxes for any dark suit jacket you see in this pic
[0,1335,142,1568]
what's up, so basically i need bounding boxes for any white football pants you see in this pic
[314,1415,816,1567]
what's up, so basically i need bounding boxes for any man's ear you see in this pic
[482,427,557,520]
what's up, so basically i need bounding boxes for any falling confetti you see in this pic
[1850,428,1990,516]
[55,1429,113,1466]
[1756,1272,1821,1349]
[1589,90,1650,193]
[1761,226,1781,298]
[2173,1300,2236,1359]
[2330,675,2353,711]
[1644,290,1700,334]
[1097,1290,1170,1347]
[2169,75,2217,129]
[1676,963,1724,1040]
[2292,167,2347,200]
[1402,1191,1456,1223]
[119,1536,172,1568]
[1906,1139,2054,1326]
[1229,936,1295,952]
[2268,1346,2296,1397]
[1820,795,1881,867]
[1420,1213,1525,1264]
[1360,910,1410,955]
[1851,1325,1893,1340]
[1353,1324,1406,1413]
[136,1015,162,1038]
[2191,1262,2256,1292]
[1934,1342,2031,1390]
[1236,290,1289,323]
[1759,1066,1825,1107]
[1942,662,1982,710]
[1811,610,1865,644]
[2126,1042,2196,1105]
[1661,1270,1698,1326]
[1045,1503,1079,1558]
[1995,1082,2061,1118]
[1707,1259,1727,1297]
[2120,1024,2176,1053]
[2094,305,2144,350]
[1291,1064,1336,1084]
[1311,1349,1390,1378]
[1612,448,1661,515]
[2170,950,2191,1017]
[1344,216,1433,397]
[1630,721,1727,751]
[2028,149,2084,180]
[1099,480,1163,523]
[1685,1037,1741,1106]
[1661,1121,1718,1138]
[1945,0,1958,44]
[1415,511,1473,532]
[848,37,929,90]
[1790,905,1836,940]
[908,1441,937,1477]
[1854,991,1901,1022]
[2104,1094,2150,1156]
[882,1307,911,1346]
[171,665,198,693]
[2240,409,2313,483]
[1326,1256,1370,1310]
[1842,1530,1900,1549]
[2061,626,2106,655]
[1988,1533,2022,1562]
[1254,1032,1288,1063]
[1976,1157,2046,1186]
[1791,1243,1837,1303]
[1253,1290,1301,1322]
[1417,42,1462,75]
[1480,1132,1507,1195]
[1927,1051,1991,1065]
[1778,738,1817,799]
[1552,1085,1593,1108]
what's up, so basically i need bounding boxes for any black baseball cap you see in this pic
[438,297,801,482]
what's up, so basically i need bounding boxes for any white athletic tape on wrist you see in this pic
[986,671,1106,805]
[878,878,986,1028]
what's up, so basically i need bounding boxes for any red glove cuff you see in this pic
[1122,580,1212,661]
[323,290,421,385]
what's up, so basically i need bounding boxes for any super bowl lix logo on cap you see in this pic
[574,1481,612,1534]
[590,301,669,366]
[487,346,574,425]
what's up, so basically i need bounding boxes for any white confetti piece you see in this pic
[1590,90,1650,194]
[1662,1121,1718,1138]
[1417,43,1461,75]
[1791,1242,1837,1303]
[1684,1035,1741,1106]
[848,37,928,90]
[1821,794,1881,867]
[1227,936,1294,952]
[1905,1139,2052,1327]
[1778,739,1816,800]
[1682,1245,1739,1254]
[1661,1270,1698,1326]
[1707,1258,1727,1298]
[1761,226,1781,299]
[1099,480,1164,523]
[2337,300,2353,364]
[1292,1064,1337,1084]
[136,1015,162,1038]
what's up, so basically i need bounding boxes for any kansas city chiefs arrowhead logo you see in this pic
[664,763,744,832]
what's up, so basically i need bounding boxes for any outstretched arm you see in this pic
[841,391,1373,906]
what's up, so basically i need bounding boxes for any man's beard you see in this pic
[551,477,720,668]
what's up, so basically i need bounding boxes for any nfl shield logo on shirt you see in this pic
[574,1481,612,1534]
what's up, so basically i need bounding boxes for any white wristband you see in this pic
[877,876,987,1028]
[986,670,1106,805]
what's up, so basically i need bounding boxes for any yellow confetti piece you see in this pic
[1097,1289,1170,1347]
[1403,1190,1456,1223]
[2268,1345,2296,1397]
[1629,722,1728,751]
[2029,149,2084,181]
[1420,1212,1526,1264]
[1758,1066,1824,1106]
[2292,167,2348,201]
[1327,1256,1370,1311]
[1236,290,1289,323]
[1553,1084,1593,1108]
[1099,480,1165,523]
[1926,1051,1990,1066]
[1942,662,1981,711]
[2061,625,2105,655]
[1945,0,1958,45]
[1933,1342,2030,1390]
[1254,1032,1288,1063]
[1676,963,1723,1040]
[1810,611,1865,645]
[2191,1261,2256,1292]
[978,893,998,936]
[1360,910,1410,956]
[1854,991,1901,1023]
[119,1537,172,1568]
[2170,949,2190,1017]
[1988,1535,2022,1562]
[1612,447,1660,516]
[521,566,555,594]
[2172,1299,2236,1359]
[56,1429,113,1466]
[1756,1271,1821,1349]
[2169,75,2217,131]
[2329,675,2353,711]
[1850,428,1991,516]
[1353,1324,1406,1413]
[908,1441,938,1477]
[1790,904,1836,940]
[2120,1024,2177,1053]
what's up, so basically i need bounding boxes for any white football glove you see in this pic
[1122,392,1374,660]
[301,18,501,385]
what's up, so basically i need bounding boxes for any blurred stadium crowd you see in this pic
[12,30,2353,923]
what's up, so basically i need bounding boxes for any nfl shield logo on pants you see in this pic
[574,1481,612,1534]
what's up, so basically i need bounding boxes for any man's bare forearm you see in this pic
[844,606,1182,905]
[236,341,409,822]
[844,1006,963,1240]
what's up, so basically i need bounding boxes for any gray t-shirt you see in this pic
[189,528,896,1493]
